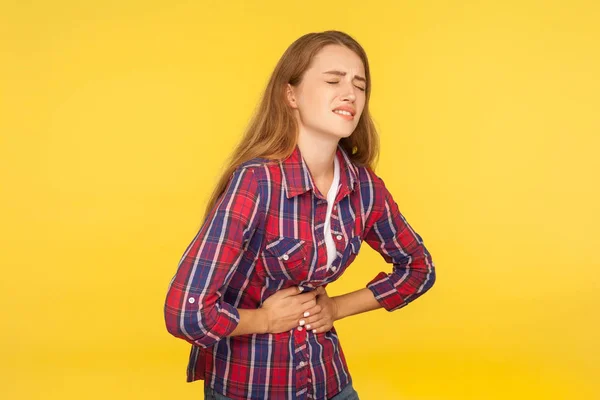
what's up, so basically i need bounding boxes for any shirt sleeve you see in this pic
[164,166,262,347]
[363,172,436,312]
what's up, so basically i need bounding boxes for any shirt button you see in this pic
[188,297,195,304]
[299,361,305,367]
[331,266,337,272]
[282,254,289,260]
[336,235,342,240]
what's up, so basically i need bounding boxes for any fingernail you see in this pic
[303,311,310,317]
[298,286,304,292]
[306,324,311,329]
[312,329,317,333]
[299,320,305,326]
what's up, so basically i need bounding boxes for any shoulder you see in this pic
[355,164,387,193]
[354,164,398,222]
[226,158,283,203]
[233,157,279,183]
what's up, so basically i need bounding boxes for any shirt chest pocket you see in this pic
[259,236,309,281]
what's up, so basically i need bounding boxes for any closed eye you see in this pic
[326,81,366,92]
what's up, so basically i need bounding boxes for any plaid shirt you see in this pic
[164,144,436,400]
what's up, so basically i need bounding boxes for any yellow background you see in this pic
[2,0,599,398]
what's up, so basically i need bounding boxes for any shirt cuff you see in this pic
[195,301,241,348]
[366,271,406,311]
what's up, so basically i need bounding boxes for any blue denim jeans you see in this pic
[204,381,359,400]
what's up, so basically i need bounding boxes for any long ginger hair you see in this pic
[202,30,380,222]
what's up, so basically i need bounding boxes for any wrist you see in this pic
[258,308,270,334]
[331,296,342,321]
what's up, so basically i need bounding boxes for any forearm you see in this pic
[229,308,269,337]
[332,287,382,320]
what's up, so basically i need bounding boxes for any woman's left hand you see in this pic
[298,286,339,333]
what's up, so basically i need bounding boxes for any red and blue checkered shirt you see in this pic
[164,143,436,399]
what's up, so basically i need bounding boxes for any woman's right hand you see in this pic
[260,286,319,334]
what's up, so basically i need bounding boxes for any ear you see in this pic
[286,83,298,108]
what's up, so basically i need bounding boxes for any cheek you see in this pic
[299,96,331,118]
[357,101,366,117]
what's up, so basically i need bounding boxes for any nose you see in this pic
[341,81,357,102]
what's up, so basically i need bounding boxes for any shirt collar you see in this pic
[280,143,359,199]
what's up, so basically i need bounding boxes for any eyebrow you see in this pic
[322,70,367,83]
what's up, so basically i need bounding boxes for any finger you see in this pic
[298,311,321,328]
[304,309,329,327]
[296,291,319,304]
[300,315,317,329]
[300,298,316,311]
[311,326,330,334]
[303,316,317,327]
[280,286,304,298]
[311,321,333,333]
[305,318,326,332]
[304,311,326,326]
[301,304,323,320]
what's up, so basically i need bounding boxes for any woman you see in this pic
[164,30,436,400]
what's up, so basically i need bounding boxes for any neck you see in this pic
[297,133,338,180]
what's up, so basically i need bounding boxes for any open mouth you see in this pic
[332,110,354,120]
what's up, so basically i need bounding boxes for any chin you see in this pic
[324,132,349,141]
[313,125,355,140]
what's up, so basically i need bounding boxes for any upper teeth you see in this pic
[334,110,352,116]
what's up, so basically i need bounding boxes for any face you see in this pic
[286,44,367,141]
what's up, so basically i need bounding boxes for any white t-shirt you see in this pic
[323,155,340,270]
